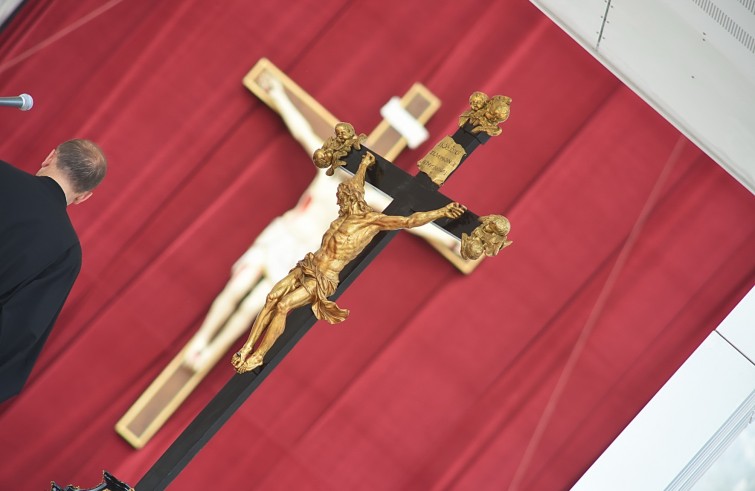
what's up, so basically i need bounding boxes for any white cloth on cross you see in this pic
[380,96,429,149]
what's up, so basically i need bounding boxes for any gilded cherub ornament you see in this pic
[460,214,512,260]
[459,91,512,136]
[232,152,466,373]
[312,122,367,175]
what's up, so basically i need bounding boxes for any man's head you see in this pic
[37,139,107,205]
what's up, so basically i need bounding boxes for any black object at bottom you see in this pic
[52,470,133,491]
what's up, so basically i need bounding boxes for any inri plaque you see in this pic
[417,135,466,186]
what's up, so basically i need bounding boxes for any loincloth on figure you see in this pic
[294,252,349,324]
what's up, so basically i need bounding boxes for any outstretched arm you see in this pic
[374,202,466,231]
[261,73,323,155]
[349,152,376,191]
[362,185,461,251]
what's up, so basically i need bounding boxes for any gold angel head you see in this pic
[459,92,512,137]
[460,214,512,260]
[312,122,367,175]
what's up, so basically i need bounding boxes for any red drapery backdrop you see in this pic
[0,0,753,489]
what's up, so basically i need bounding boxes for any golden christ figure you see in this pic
[232,152,466,373]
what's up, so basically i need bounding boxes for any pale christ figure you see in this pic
[232,152,465,372]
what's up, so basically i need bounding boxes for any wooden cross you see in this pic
[115,59,453,450]
[136,90,511,490]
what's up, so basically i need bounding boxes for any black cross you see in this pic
[136,117,501,490]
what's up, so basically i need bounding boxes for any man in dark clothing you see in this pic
[0,139,107,402]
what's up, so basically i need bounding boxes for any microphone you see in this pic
[0,94,33,111]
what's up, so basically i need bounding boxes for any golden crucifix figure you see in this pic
[231,151,466,373]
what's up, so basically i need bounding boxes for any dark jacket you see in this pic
[0,160,81,402]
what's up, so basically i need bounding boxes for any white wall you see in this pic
[572,287,755,490]
[530,0,755,194]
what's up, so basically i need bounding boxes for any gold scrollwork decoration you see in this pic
[312,122,367,175]
[460,214,512,261]
[458,91,512,137]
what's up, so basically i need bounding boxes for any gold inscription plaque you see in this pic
[417,136,466,186]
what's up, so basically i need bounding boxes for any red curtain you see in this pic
[0,1,753,489]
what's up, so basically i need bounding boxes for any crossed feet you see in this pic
[231,348,264,373]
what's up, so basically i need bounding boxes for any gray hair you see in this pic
[56,139,107,193]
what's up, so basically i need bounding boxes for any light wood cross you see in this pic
[115,58,476,449]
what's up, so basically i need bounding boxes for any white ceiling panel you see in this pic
[531,0,755,194]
